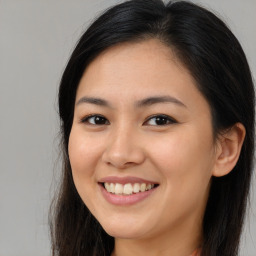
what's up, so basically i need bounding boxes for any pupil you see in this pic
[156,116,167,125]
[95,116,106,124]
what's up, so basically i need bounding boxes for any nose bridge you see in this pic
[102,120,145,168]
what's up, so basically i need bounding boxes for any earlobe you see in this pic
[212,123,246,177]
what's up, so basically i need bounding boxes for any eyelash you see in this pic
[80,114,177,126]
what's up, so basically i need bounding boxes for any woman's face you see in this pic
[68,39,218,241]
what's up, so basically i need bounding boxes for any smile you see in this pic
[104,182,156,195]
[98,176,159,205]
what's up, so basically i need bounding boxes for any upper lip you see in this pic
[98,176,159,185]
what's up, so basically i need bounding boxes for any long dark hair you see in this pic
[49,1,255,255]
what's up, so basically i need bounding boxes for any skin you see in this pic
[68,39,245,256]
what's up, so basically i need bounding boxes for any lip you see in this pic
[98,176,158,185]
[98,176,159,206]
[99,184,157,205]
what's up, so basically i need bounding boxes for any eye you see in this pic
[144,114,177,126]
[81,115,109,125]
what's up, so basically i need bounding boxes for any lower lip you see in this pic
[99,184,157,206]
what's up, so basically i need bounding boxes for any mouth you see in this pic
[98,176,159,205]
[99,182,159,195]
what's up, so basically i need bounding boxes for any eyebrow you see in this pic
[76,95,187,108]
[135,95,186,108]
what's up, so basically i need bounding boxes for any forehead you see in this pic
[78,40,193,92]
[76,39,209,113]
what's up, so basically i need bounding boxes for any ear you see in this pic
[212,123,246,177]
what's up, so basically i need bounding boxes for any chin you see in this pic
[104,228,144,239]
[99,219,149,239]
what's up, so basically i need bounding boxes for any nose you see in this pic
[101,125,146,169]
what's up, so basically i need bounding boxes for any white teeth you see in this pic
[146,184,152,190]
[140,183,146,192]
[104,182,156,195]
[110,183,115,193]
[133,183,140,193]
[123,183,133,195]
[105,182,110,191]
[115,183,123,194]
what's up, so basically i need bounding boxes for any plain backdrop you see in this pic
[0,0,255,255]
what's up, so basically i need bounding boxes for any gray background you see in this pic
[0,0,255,255]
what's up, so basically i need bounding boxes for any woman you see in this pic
[49,0,255,255]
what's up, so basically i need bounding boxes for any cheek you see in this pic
[148,131,214,223]
[148,128,214,195]
[68,128,101,202]
[68,128,104,212]
[68,128,101,177]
